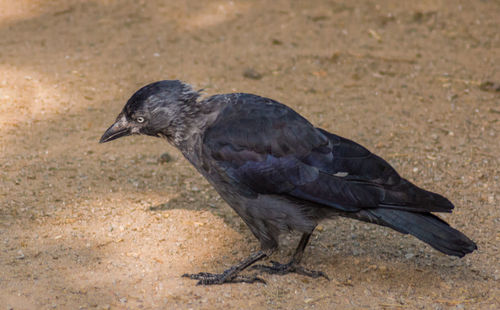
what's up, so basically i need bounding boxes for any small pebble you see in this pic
[479,81,500,92]
[158,152,172,164]
[16,250,25,260]
[243,68,262,80]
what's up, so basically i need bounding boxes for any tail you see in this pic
[366,209,477,257]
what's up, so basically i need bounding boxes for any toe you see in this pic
[294,266,330,280]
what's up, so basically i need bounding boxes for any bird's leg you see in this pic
[252,232,329,280]
[182,250,271,285]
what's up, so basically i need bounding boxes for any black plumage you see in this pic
[100,80,477,285]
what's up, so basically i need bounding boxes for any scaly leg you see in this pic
[182,250,270,285]
[252,232,329,280]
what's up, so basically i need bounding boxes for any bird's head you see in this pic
[99,80,200,144]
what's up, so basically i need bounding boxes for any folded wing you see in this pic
[203,94,454,214]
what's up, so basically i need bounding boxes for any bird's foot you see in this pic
[252,260,329,280]
[182,271,266,285]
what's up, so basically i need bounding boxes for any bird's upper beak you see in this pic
[99,113,132,143]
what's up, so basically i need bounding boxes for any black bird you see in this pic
[100,80,477,285]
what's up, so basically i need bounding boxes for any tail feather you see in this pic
[368,208,477,257]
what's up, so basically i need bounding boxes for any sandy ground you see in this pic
[0,0,499,309]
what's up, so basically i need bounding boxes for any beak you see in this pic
[99,113,132,143]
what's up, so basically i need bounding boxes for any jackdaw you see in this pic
[100,80,477,285]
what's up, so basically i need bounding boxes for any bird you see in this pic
[100,80,477,285]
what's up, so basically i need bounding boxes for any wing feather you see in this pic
[202,94,454,213]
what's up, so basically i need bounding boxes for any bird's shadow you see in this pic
[147,194,250,236]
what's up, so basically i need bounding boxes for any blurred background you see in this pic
[0,0,498,308]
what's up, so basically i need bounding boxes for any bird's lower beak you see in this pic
[99,114,132,143]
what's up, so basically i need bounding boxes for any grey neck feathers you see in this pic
[160,95,218,150]
[170,100,203,147]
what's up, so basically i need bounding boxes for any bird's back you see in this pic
[202,93,325,159]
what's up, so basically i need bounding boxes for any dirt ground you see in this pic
[0,0,499,309]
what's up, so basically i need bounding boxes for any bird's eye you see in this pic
[136,116,145,123]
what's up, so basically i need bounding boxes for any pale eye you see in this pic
[136,116,145,123]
